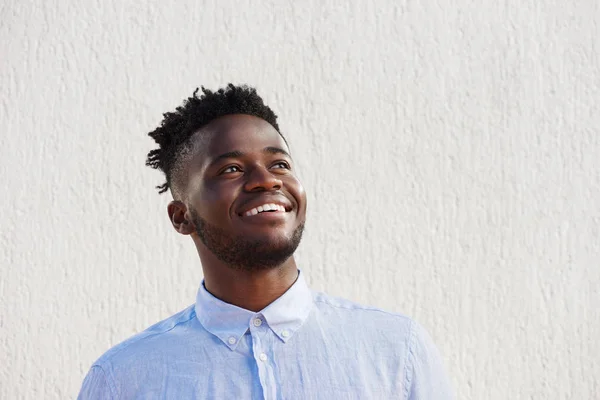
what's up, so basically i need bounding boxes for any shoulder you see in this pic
[404,319,455,399]
[311,291,416,343]
[312,290,413,325]
[312,292,445,354]
[311,292,453,398]
[310,292,448,358]
[92,304,197,369]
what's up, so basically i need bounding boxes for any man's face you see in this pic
[181,114,307,270]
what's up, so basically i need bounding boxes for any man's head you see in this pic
[146,84,307,271]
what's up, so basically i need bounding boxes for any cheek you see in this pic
[191,185,236,220]
[289,178,308,213]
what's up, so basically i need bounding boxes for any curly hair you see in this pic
[146,84,281,196]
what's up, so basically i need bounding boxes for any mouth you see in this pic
[237,202,293,218]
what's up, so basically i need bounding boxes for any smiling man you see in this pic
[78,84,453,399]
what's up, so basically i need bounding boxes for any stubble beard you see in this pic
[190,209,305,271]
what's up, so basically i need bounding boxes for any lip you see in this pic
[236,195,294,217]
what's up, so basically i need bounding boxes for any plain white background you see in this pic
[1,1,599,398]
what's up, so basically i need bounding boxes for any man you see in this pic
[78,84,453,399]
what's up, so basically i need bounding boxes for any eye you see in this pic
[221,165,242,174]
[271,161,291,170]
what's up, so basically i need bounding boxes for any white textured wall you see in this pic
[2,1,599,399]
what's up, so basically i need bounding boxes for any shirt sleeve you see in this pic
[77,365,115,400]
[405,320,454,400]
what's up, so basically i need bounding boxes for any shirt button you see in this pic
[259,353,267,362]
[281,330,289,338]
[228,337,236,345]
[253,318,263,327]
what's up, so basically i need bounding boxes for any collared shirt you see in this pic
[78,271,453,399]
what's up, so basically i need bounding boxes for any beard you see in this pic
[190,209,305,271]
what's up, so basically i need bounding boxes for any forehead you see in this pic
[191,114,288,164]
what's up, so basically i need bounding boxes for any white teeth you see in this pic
[243,203,287,217]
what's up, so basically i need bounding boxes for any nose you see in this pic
[243,166,282,192]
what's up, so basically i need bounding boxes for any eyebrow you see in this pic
[263,146,291,158]
[208,147,292,167]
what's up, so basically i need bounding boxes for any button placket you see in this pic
[249,314,277,399]
[250,326,271,398]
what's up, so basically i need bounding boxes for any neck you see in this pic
[195,240,299,312]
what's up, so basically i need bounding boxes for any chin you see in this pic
[248,227,296,242]
[194,211,305,270]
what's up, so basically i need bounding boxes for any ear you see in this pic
[167,201,195,235]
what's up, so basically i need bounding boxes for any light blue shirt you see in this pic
[79,272,453,399]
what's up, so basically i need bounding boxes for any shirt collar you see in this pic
[195,270,313,349]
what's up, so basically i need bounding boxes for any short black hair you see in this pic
[146,84,280,196]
